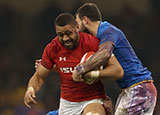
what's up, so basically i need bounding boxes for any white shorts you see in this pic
[59,98,103,115]
[114,82,157,115]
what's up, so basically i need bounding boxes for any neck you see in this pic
[88,21,101,36]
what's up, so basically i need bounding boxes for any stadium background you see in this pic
[0,0,159,114]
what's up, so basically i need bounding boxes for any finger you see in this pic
[31,98,37,104]
[35,65,37,69]
[74,77,84,82]
[37,59,41,62]
[73,76,80,82]
[24,101,31,108]
[35,62,39,69]
[36,60,40,63]
[35,62,39,65]
[78,75,84,82]
[28,95,37,104]
[73,78,79,82]
[31,91,37,103]
[80,78,84,82]
[35,60,39,63]
[28,93,37,104]
[31,93,36,98]
[73,77,77,82]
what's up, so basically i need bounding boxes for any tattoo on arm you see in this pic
[79,41,114,74]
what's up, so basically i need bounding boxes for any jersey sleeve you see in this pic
[99,26,118,46]
[41,43,54,70]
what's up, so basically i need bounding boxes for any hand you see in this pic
[83,71,91,79]
[72,70,84,82]
[24,87,37,108]
[83,71,99,84]
[35,59,41,71]
[72,64,86,82]
[103,96,113,115]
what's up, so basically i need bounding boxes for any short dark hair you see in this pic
[54,13,77,27]
[75,3,102,21]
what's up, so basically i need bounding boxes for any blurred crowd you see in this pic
[0,0,160,115]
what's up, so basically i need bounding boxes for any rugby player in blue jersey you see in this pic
[73,3,157,115]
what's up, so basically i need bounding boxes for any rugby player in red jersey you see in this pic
[24,13,123,115]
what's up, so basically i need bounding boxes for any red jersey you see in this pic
[41,32,106,102]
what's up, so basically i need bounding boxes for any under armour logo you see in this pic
[59,57,66,61]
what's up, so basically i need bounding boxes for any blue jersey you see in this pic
[46,110,58,115]
[97,21,152,88]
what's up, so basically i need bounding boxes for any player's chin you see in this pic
[64,43,75,49]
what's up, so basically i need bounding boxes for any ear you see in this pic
[76,24,80,32]
[82,16,89,24]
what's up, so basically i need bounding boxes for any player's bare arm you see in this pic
[83,55,124,81]
[24,64,51,108]
[72,41,114,80]
[83,41,114,71]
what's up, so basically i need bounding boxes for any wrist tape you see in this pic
[27,87,34,91]
[90,70,99,78]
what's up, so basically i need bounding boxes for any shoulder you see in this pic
[44,37,60,53]
[98,21,123,39]
[101,21,122,33]
[79,32,99,52]
[50,36,59,47]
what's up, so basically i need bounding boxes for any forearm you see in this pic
[83,49,110,71]
[27,73,45,93]
[76,42,114,74]
[99,55,124,80]
[84,65,123,81]
[24,64,50,108]
[83,55,124,80]
[99,65,123,80]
